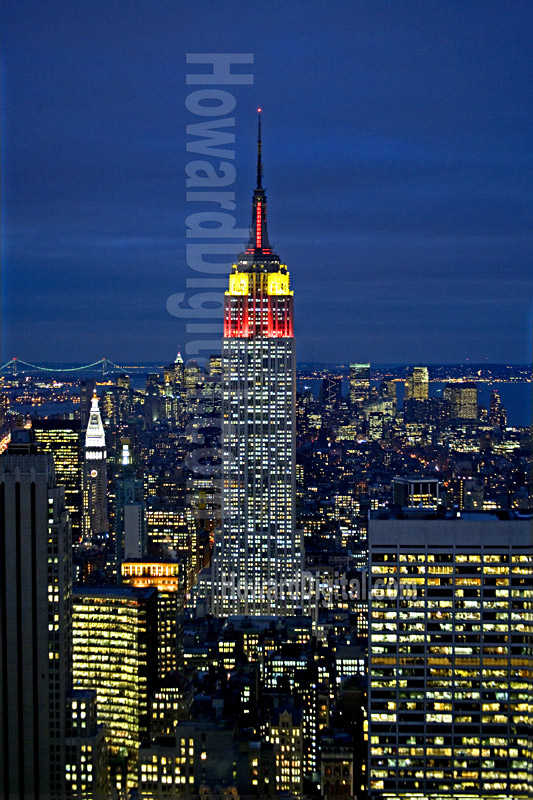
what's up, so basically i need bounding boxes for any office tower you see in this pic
[79,378,96,428]
[209,353,222,376]
[380,377,397,404]
[368,411,384,440]
[404,366,430,424]
[320,375,342,409]
[72,586,158,793]
[162,353,185,425]
[349,363,371,410]
[162,365,175,399]
[184,360,203,398]
[489,388,507,429]
[1,428,108,800]
[144,374,161,423]
[368,515,532,798]
[173,349,185,390]
[82,392,108,542]
[0,430,72,798]
[121,558,185,678]
[212,112,301,615]
[101,384,131,426]
[404,365,429,401]
[32,419,83,542]
[183,359,205,417]
[444,381,478,420]
[115,438,146,567]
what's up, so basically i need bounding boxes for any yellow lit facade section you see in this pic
[227,272,249,295]
[121,560,181,591]
[226,267,293,297]
[368,519,533,799]
[121,560,185,679]
[267,270,292,295]
[72,587,158,791]
[32,421,82,541]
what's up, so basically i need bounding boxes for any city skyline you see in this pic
[0,7,531,791]
[1,1,532,364]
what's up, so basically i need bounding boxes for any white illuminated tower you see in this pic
[212,112,302,615]
[82,392,108,541]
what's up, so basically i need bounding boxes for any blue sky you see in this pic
[1,0,532,363]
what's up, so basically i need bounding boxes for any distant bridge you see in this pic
[0,357,126,376]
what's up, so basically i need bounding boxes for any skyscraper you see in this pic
[368,514,533,798]
[212,113,301,615]
[444,381,478,421]
[320,375,342,410]
[72,586,158,793]
[32,419,82,542]
[404,365,429,401]
[115,438,146,568]
[0,430,72,799]
[349,363,371,411]
[82,392,108,542]
[489,388,507,429]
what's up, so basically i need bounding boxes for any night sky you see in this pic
[1,1,532,365]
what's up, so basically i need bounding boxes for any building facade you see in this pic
[404,366,429,401]
[368,515,533,798]
[349,363,371,411]
[32,419,82,542]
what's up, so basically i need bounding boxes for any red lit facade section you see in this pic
[224,277,294,339]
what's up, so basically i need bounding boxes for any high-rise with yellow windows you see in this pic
[368,515,532,798]
[72,586,158,792]
[32,419,82,542]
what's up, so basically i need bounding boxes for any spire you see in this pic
[256,108,263,190]
[246,108,272,256]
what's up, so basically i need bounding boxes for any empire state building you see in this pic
[212,113,302,615]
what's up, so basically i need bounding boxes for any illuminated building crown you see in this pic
[85,392,106,450]
[224,111,294,339]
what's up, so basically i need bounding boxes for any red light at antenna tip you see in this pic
[257,107,261,112]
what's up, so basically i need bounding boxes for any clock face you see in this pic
[90,469,98,478]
